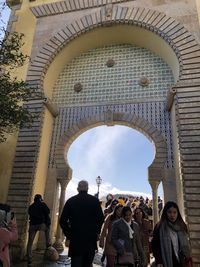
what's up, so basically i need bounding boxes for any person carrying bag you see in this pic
[111,206,146,267]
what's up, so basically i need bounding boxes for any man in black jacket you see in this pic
[27,194,51,264]
[60,180,104,267]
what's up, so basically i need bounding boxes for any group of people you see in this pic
[100,195,153,267]
[59,180,192,267]
[0,180,193,267]
[104,194,163,220]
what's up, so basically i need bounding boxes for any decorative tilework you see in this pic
[50,44,174,169]
[52,44,174,106]
[49,102,173,169]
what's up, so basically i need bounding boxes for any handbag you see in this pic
[184,258,193,267]
[117,251,134,265]
[179,250,193,267]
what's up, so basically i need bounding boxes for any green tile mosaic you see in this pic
[52,44,174,106]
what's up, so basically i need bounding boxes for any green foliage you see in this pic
[0,29,33,142]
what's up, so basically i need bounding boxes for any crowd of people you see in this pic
[103,194,163,220]
[0,180,193,267]
[59,182,192,267]
[99,194,155,267]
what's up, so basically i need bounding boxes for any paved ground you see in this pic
[13,248,154,266]
[13,248,102,267]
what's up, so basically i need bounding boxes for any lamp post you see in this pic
[96,176,102,199]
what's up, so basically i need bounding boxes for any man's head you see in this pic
[34,194,43,202]
[77,180,88,193]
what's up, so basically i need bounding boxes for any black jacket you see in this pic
[28,200,50,226]
[60,192,104,256]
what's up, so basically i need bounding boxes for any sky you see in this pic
[66,125,163,200]
[1,2,163,201]
[0,1,10,22]
[0,2,10,38]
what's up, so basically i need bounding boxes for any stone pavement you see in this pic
[13,249,102,267]
[12,248,153,266]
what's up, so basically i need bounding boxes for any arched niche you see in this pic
[43,25,179,99]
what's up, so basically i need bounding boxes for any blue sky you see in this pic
[0,2,10,40]
[0,1,10,23]
[67,125,163,199]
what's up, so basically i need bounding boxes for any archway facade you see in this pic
[4,0,200,264]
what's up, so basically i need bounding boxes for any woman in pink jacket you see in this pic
[0,205,18,267]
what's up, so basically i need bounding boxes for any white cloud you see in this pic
[65,179,152,200]
[67,125,158,200]
[68,126,135,179]
[85,126,128,169]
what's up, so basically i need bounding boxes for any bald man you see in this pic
[60,180,104,267]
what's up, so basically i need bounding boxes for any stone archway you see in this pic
[54,112,167,228]
[7,4,200,263]
[54,112,167,176]
[26,5,200,95]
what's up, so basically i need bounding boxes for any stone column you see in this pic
[53,178,69,252]
[150,180,160,227]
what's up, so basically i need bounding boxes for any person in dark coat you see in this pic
[27,194,51,264]
[151,201,192,267]
[60,180,104,267]
[111,206,146,267]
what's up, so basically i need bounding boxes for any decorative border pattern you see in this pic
[30,0,135,18]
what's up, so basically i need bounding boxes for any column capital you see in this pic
[148,166,164,181]
[56,167,72,180]
[57,177,70,188]
[149,180,160,191]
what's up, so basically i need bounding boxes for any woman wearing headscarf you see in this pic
[151,201,192,267]
[111,206,146,267]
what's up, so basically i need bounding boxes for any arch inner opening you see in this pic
[66,125,158,199]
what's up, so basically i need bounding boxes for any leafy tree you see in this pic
[0,7,33,142]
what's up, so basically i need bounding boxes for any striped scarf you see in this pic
[159,221,191,267]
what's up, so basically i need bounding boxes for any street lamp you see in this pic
[96,176,102,199]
